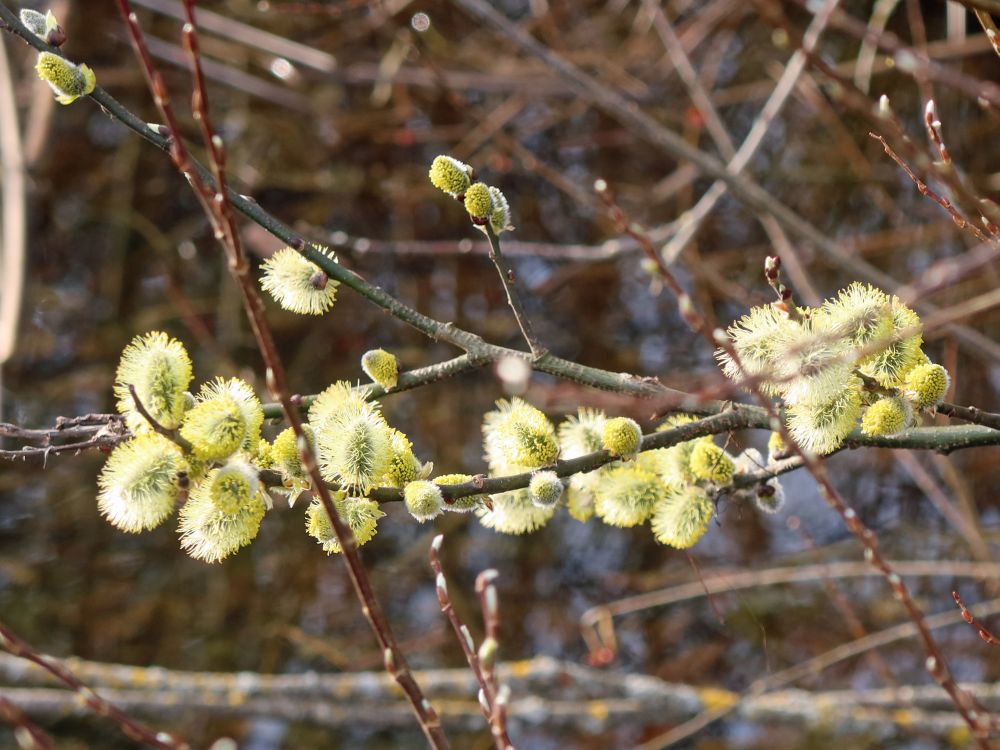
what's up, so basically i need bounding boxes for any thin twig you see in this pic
[111,3,450,746]
[0,695,54,750]
[482,223,547,360]
[953,592,1000,648]
[0,620,188,749]
[429,536,515,750]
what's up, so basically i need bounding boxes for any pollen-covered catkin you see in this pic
[428,155,473,197]
[901,362,950,409]
[463,183,493,221]
[404,480,444,522]
[35,51,95,104]
[528,471,563,508]
[260,246,340,315]
[601,417,642,459]
[361,349,399,390]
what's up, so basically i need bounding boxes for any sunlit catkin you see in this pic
[651,485,714,549]
[528,470,563,508]
[35,51,95,104]
[178,462,266,563]
[601,417,642,459]
[361,348,399,390]
[114,331,193,433]
[901,362,950,409]
[306,494,384,554]
[97,434,187,533]
[260,246,340,315]
[404,480,444,522]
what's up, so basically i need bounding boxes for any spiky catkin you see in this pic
[785,375,863,455]
[858,297,923,387]
[272,425,314,483]
[688,441,735,484]
[308,381,371,427]
[476,489,554,535]
[651,485,713,549]
[97,434,187,533]
[178,465,266,563]
[820,282,893,360]
[260,246,339,315]
[114,331,193,433]
[483,397,558,473]
[315,407,392,493]
[195,377,264,452]
[594,464,664,527]
[716,304,796,396]
[179,394,247,462]
[558,408,606,458]
[382,429,422,488]
[306,494,383,554]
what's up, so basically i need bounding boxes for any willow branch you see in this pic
[108,3,450,746]
[0,620,188,749]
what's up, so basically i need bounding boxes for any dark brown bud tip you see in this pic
[309,270,328,290]
[46,25,67,47]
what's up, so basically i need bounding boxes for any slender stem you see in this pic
[0,620,188,749]
[111,3,450,746]
[429,536,515,750]
[482,223,546,360]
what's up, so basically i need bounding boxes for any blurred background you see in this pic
[1,0,1000,747]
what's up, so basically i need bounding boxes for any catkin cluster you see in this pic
[25,10,94,105]
[98,332,442,562]
[718,282,950,454]
[475,402,771,548]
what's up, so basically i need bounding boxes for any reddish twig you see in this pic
[868,132,989,243]
[953,591,1000,648]
[0,695,54,750]
[0,621,187,749]
[474,568,510,742]
[429,535,515,749]
[112,3,449,747]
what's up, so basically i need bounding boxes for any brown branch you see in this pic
[112,3,450,746]
[429,536,514,749]
[0,695,54,750]
[0,620,188,749]
[953,592,1000,648]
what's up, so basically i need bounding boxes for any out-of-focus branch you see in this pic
[0,620,188,749]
